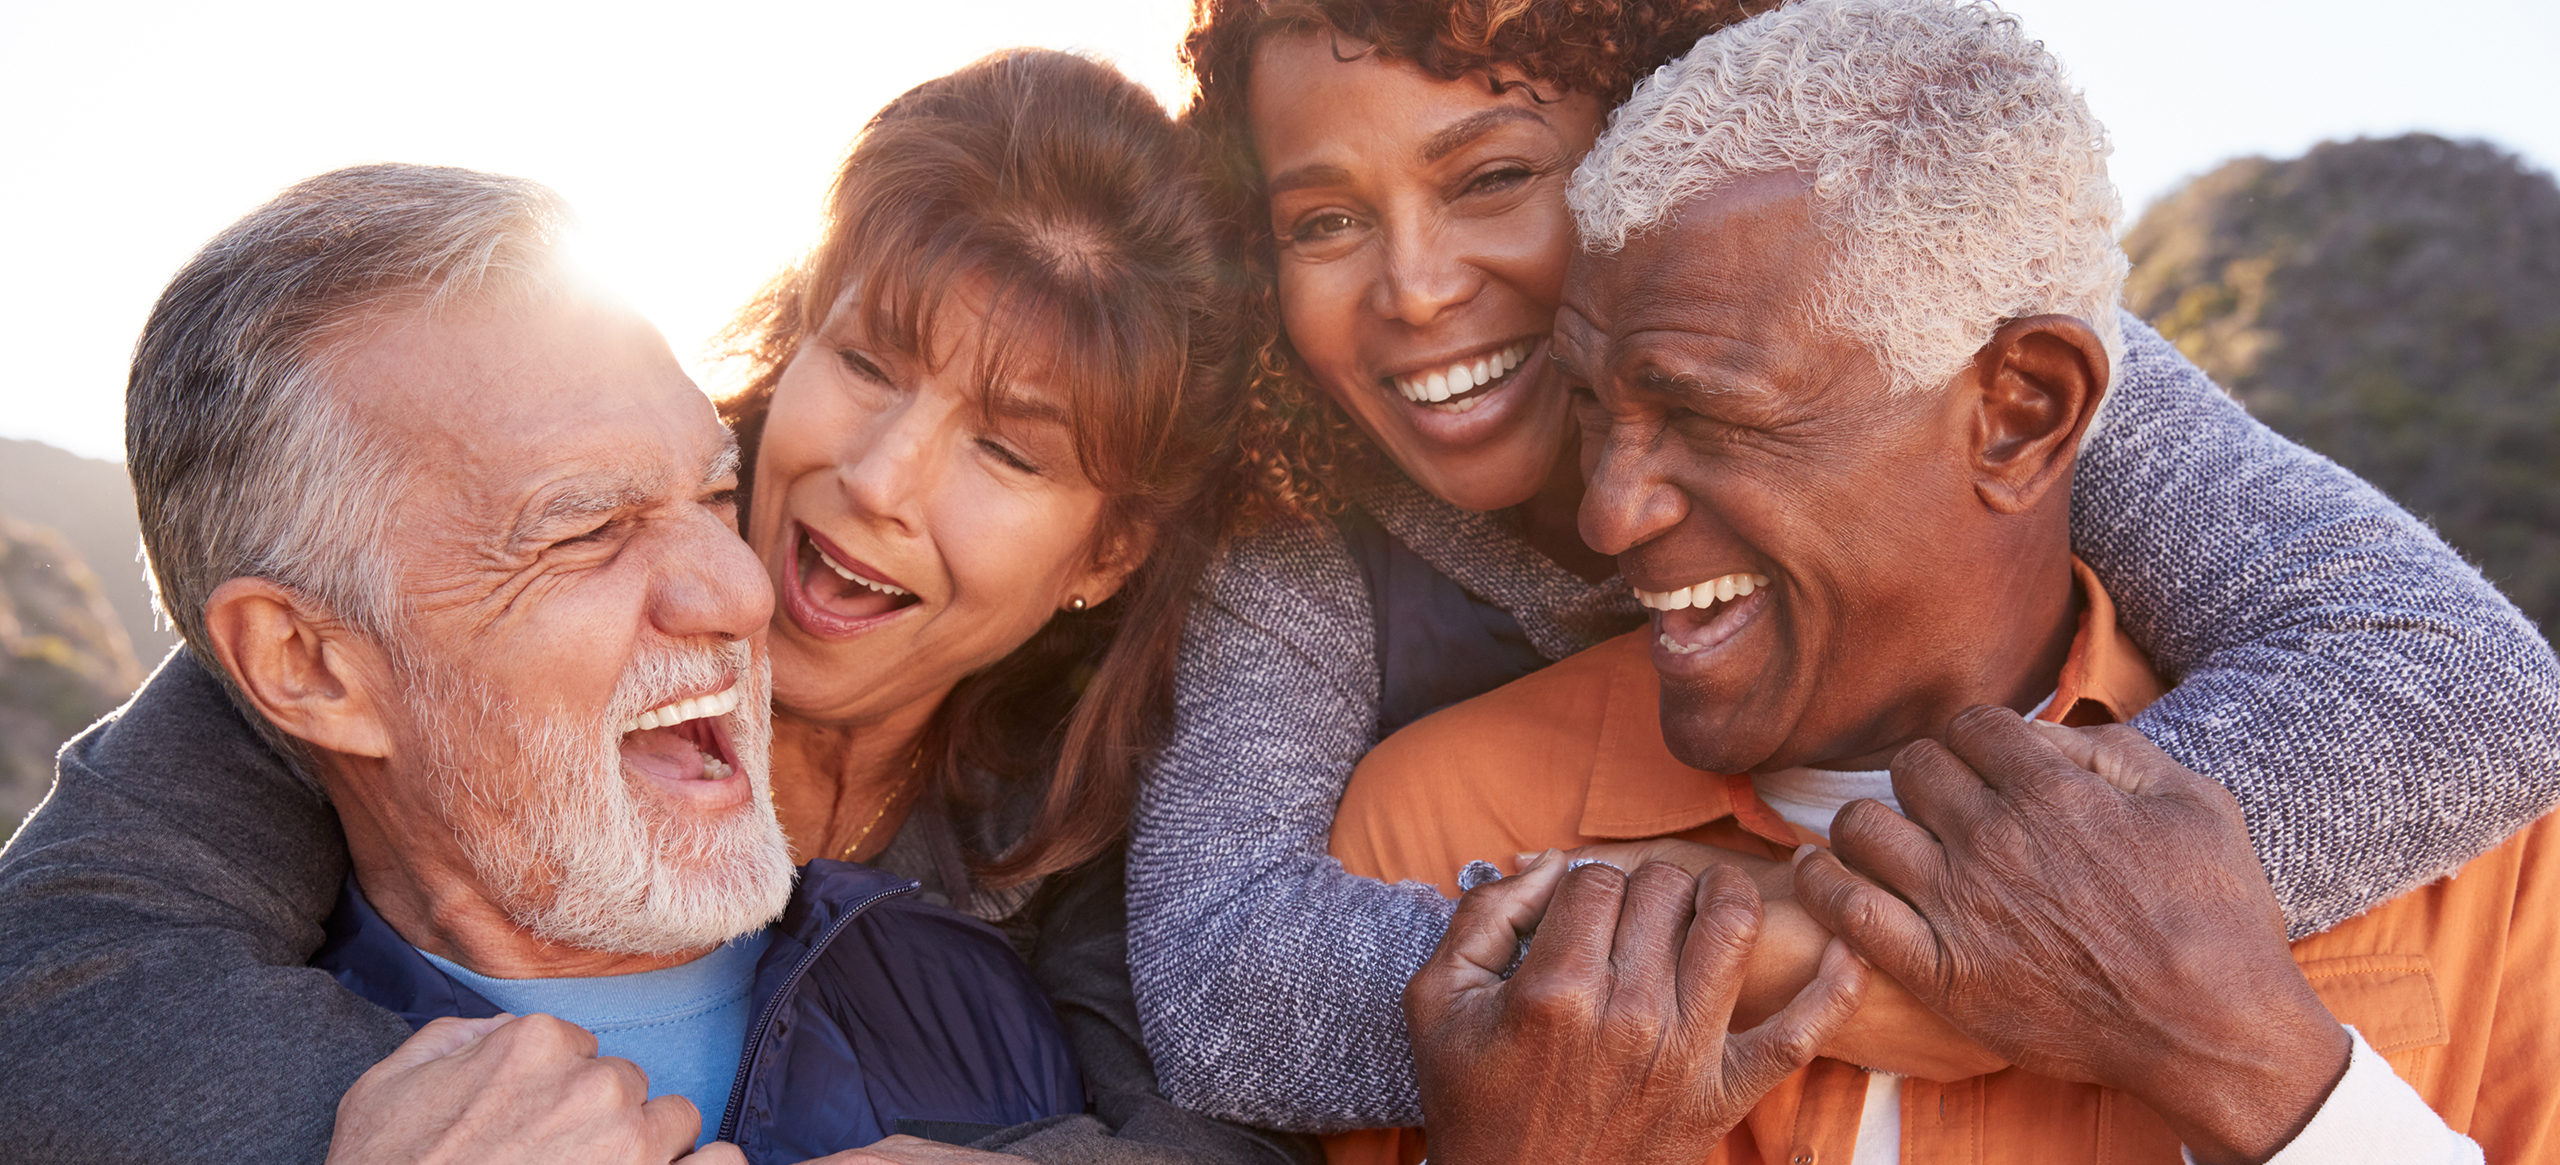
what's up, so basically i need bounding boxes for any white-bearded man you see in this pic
[26,164,1080,1165]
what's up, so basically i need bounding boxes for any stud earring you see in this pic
[1067,596,1088,611]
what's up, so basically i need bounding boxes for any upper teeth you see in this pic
[1633,572,1770,612]
[618,683,742,735]
[815,545,910,597]
[1394,341,1534,408]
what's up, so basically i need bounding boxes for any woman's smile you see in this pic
[783,522,921,639]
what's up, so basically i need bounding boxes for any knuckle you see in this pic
[1510,976,1601,1029]
[1626,861,1697,910]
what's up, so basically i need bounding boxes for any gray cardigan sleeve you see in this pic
[2077,316,2560,937]
[0,650,408,1165]
[1124,314,2560,1131]
[1126,516,1453,1132]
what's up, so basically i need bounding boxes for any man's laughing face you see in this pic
[341,291,793,955]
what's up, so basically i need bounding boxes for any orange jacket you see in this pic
[1327,564,2558,1164]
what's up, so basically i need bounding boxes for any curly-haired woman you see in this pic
[1123,0,2560,1137]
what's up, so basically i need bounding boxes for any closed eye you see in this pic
[1461,164,1534,198]
[978,437,1042,476]
[838,347,890,383]
[556,518,623,548]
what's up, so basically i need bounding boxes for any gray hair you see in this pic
[1569,0,2127,405]
[125,163,575,754]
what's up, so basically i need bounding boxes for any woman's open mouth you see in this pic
[1385,339,1538,415]
[784,523,921,638]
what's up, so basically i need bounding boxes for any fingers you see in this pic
[676,1143,750,1165]
[1669,864,1763,1035]
[1882,736,2000,842]
[1437,850,1568,975]
[1791,845,1942,994]
[1605,860,1709,1019]
[1507,859,1638,993]
[2025,719,2103,772]
[640,1093,706,1161]
[1940,705,2095,800]
[1825,797,1947,909]
[372,1014,515,1074]
[1723,938,1870,1102]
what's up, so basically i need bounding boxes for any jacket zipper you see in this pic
[715,882,917,1145]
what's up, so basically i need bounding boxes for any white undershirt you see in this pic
[1751,760,1910,1165]
[1744,698,2477,1164]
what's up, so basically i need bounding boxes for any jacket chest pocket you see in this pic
[2299,953,2445,1055]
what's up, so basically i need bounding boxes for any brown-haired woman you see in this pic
[707,45,1310,1163]
[1122,0,2560,1145]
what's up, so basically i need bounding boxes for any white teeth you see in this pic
[616,682,744,736]
[1632,573,1772,613]
[813,545,910,597]
[1658,633,1705,656]
[700,755,733,780]
[1393,340,1534,406]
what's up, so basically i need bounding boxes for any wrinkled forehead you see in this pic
[326,293,728,542]
[1560,176,1835,364]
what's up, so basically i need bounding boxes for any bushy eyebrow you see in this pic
[703,435,741,486]
[510,477,652,547]
[1266,162,1354,198]
[985,391,1071,428]
[507,433,739,550]
[1419,107,1547,164]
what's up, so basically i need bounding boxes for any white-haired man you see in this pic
[42,163,1080,1163]
[1328,2,2555,1163]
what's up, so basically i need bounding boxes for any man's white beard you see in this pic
[409,639,796,956]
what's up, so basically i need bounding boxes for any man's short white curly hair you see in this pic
[1569,0,2127,403]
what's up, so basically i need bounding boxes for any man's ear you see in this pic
[1964,314,2109,515]
[1062,521,1161,612]
[200,577,397,760]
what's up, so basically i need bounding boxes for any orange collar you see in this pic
[1577,557,2164,841]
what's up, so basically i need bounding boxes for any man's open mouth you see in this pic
[617,683,742,782]
[1386,339,1537,415]
[1636,572,1771,657]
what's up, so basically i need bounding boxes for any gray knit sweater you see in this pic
[1124,314,2560,1132]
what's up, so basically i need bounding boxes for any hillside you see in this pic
[2124,133,2560,633]
[0,512,142,823]
[0,437,174,662]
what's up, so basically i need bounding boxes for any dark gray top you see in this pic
[0,650,1311,1165]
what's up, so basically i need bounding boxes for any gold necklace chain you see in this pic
[838,746,924,862]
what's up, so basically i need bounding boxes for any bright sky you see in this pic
[5,0,2554,463]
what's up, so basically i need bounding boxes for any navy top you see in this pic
[1339,507,1547,736]
[315,861,1083,1163]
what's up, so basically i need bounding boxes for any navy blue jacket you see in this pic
[315,860,1084,1163]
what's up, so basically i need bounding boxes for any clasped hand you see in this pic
[1792,708,2353,1165]
[1403,853,1868,1165]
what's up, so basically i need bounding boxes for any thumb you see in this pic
[1722,938,1868,1103]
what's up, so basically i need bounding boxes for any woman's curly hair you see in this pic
[1182,0,1780,525]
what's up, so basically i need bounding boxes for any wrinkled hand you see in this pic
[1405,852,1867,1165]
[1554,839,2005,1081]
[1792,708,2351,1165]
[801,1135,1031,1163]
[328,1013,714,1164]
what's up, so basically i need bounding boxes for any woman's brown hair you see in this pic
[1182,0,1778,521]
[719,48,1244,888]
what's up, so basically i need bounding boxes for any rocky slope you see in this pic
[0,511,142,824]
[2125,133,2560,633]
